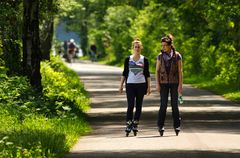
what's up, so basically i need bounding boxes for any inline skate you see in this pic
[125,120,132,137]
[132,120,139,136]
[158,127,165,136]
[175,127,180,136]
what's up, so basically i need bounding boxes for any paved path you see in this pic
[65,60,240,158]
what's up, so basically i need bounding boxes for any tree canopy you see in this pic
[62,0,240,89]
[0,0,239,91]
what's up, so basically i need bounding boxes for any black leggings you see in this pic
[126,83,146,122]
[157,83,181,128]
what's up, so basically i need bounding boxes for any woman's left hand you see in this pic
[178,85,183,94]
[147,87,151,95]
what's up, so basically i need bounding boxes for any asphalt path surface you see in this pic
[65,60,240,158]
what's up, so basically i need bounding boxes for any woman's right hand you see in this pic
[156,84,160,93]
[119,85,123,94]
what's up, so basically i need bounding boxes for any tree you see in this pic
[103,5,137,63]
[0,1,22,75]
[39,0,59,60]
[22,0,42,90]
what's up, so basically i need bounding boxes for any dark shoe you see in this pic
[175,127,180,136]
[158,127,164,136]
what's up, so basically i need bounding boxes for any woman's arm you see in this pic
[155,58,161,93]
[178,59,183,94]
[147,77,151,95]
[119,57,128,94]
[119,76,125,94]
[144,58,151,95]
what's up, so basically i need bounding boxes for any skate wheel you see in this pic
[159,130,164,136]
[175,130,180,136]
[133,131,137,136]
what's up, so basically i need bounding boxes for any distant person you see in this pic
[67,39,76,62]
[63,40,68,58]
[155,34,183,136]
[89,44,97,62]
[119,38,151,137]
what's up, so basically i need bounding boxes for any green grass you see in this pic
[0,56,91,158]
[79,55,91,61]
[184,75,240,102]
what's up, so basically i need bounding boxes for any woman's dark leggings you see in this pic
[126,83,146,122]
[157,83,181,129]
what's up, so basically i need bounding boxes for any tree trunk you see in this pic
[80,24,88,56]
[40,20,53,60]
[22,0,42,91]
[40,0,54,61]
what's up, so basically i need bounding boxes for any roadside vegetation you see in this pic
[184,75,240,102]
[0,56,90,158]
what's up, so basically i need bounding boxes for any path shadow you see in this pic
[65,150,240,158]
[85,107,240,136]
[66,61,240,158]
[89,99,238,108]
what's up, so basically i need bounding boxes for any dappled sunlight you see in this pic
[65,61,240,158]
[67,62,122,75]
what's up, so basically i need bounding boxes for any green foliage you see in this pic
[41,56,90,113]
[130,2,181,71]
[0,1,22,75]
[68,0,240,98]
[57,0,82,17]
[0,0,67,75]
[0,56,90,157]
[102,5,137,64]
[60,0,152,58]
[0,136,55,158]
[215,43,240,86]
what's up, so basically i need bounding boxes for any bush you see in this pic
[0,56,90,157]
[41,56,90,115]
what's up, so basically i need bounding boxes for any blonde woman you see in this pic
[119,38,151,137]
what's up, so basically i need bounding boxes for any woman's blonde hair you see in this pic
[132,38,143,49]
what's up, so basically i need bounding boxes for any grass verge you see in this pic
[0,56,91,158]
[184,75,240,102]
